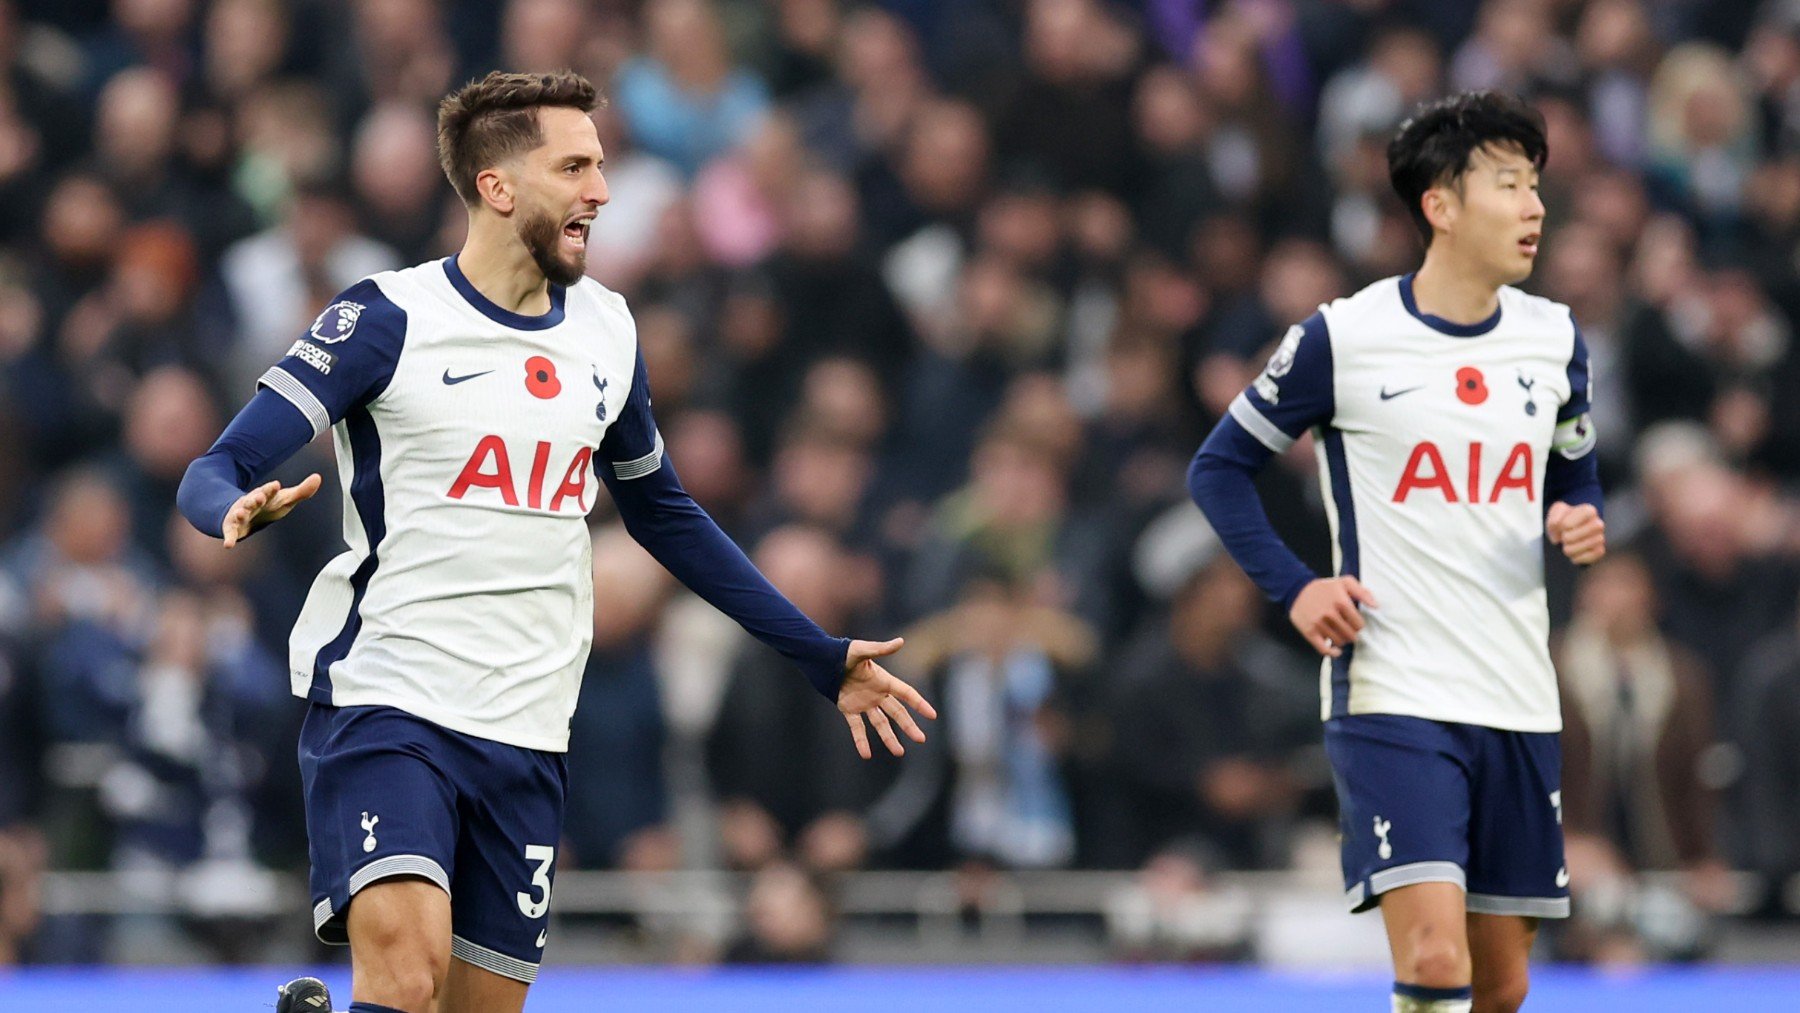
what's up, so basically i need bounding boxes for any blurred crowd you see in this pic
[1,0,1798,969]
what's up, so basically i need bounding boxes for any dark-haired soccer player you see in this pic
[178,71,935,1013]
[1189,91,1604,1013]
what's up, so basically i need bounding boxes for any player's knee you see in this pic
[1401,935,1470,989]
[382,968,440,1013]
[357,949,446,1012]
[351,910,450,1009]
[1474,973,1529,1013]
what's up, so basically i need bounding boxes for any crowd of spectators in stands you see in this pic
[1,0,1798,967]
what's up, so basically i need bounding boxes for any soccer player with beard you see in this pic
[1189,92,1604,1012]
[178,71,935,1013]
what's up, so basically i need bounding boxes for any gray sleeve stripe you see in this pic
[611,431,665,480]
[1229,392,1295,453]
[257,366,330,437]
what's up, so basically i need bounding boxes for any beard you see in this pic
[518,203,586,287]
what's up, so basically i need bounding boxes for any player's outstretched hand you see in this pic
[222,473,322,548]
[837,638,938,760]
[1289,576,1379,658]
[1546,501,1606,566]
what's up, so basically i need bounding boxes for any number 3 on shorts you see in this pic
[517,844,555,918]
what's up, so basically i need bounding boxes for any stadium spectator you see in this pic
[564,527,675,871]
[891,568,1094,870]
[220,173,400,390]
[723,861,835,963]
[97,587,286,960]
[1557,552,1731,962]
[613,0,771,178]
[1736,597,1800,915]
[1108,556,1315,871]
[111,366,220,562]
[1631,438,1798,715]
[706,527,890,872]
[581,105,683,292]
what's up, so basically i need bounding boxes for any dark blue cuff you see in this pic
[177,388,317,539]
[1544,449,1603,517]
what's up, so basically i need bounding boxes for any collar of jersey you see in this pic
[443,255,567,330]
[1398,272,1501,338]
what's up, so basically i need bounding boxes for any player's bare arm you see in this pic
[1289,576,1380,658]
[1545,501,1605,565]
[836,637,938,760]
[221,473,321,548]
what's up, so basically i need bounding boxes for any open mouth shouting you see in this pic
[1518,231,1540,258]
[562,211,594,252]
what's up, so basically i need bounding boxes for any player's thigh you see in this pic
[436,954,530,1013]
[1467,913,1537,1012]
[347,876,453,1007]
[1464,728,1569,920]
[1325,715,1473,913]
[301,704,460,946]
[1380,881,1472,986]
[445,741,567,987]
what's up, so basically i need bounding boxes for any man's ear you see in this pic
[476,167,514,215]
[1421,184,1455,239]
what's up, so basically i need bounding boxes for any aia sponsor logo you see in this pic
[1392,441,1534,504]
[448,437,593,513]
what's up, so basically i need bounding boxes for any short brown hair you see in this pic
[436,70,599,205]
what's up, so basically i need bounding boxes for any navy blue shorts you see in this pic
[1324,714,1569,919]
[299,703,568,983]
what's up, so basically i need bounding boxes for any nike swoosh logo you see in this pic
[1379,385,1423,401]
[443,369,493,385]
[1555,867,1570,888]
[536,929,548,947]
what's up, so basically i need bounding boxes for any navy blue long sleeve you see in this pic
[177,388,317,538]
[1543,446,1602,514]
[181,277,406,540]
[1187,311,1336,610]
[1545,320,1604,516]
[1188,418,1319,610]
[598,346,848,700]
[601,456,850,700]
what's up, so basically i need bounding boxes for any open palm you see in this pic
[836,638,937,759]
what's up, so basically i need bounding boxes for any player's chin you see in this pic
[545,248,587,287]
[1500,254,1535,285]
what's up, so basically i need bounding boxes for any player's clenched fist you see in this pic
[1289,576,1379,658]
[1546,501,1606,565]
[222,473,322,548]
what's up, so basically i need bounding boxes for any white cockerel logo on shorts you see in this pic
[361,811,380,853]
[1373,816,1393,860]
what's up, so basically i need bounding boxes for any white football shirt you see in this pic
[1230,274,1596,732]
[256,257,663,752]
